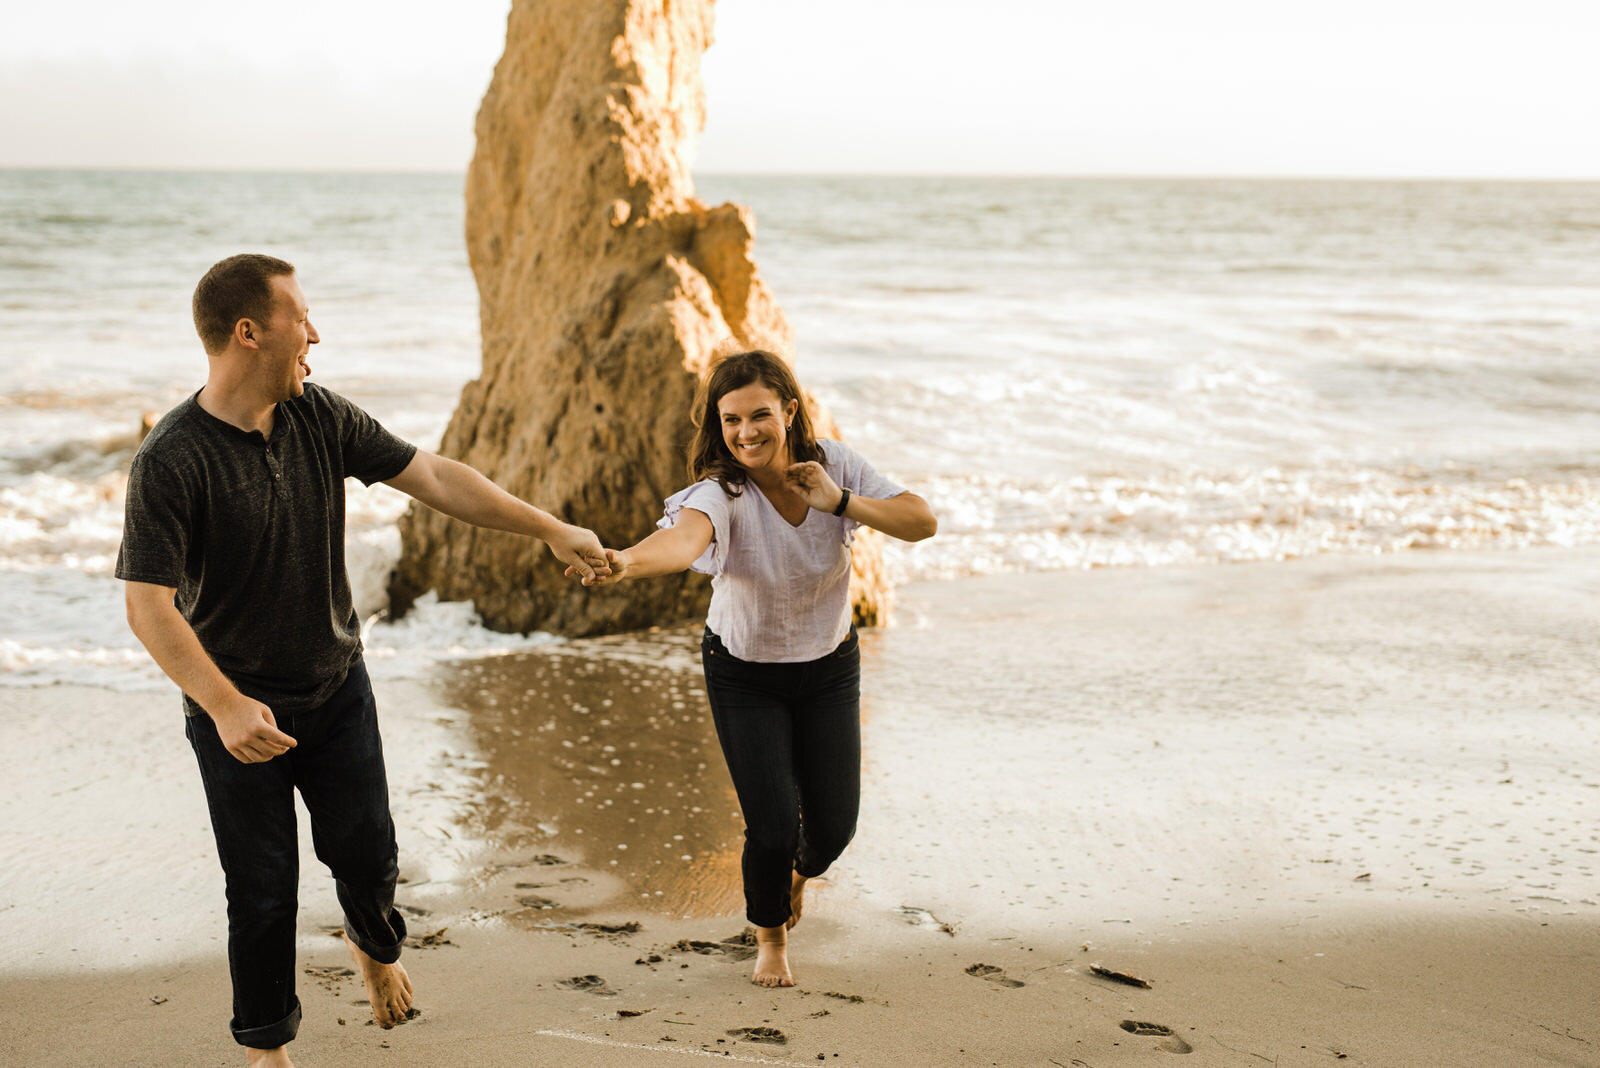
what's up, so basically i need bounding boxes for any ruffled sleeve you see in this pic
[659,480,730,575]
[820,440,908,546]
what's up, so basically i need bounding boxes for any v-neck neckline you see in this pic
[750,479,811,529]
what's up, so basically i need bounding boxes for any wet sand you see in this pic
[3,547,1599,1065]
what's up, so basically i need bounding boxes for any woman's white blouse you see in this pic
[659,439,906,663]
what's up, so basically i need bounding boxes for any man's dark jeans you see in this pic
[185,659,406,1049]
[701,627,862,928]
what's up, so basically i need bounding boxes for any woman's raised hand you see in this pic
[784,461,844,514]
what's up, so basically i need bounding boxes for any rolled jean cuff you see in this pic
[233,997,302,1049]
[794,858,831,880]
[748,903,792,929]
[346,907,408,966]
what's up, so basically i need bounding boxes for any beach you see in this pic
[5,168,1600,1067]
[5,546,1597,1066]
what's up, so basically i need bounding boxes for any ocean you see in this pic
[3,171,1598,689]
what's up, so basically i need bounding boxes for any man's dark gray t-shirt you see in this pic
[116,383,417,714]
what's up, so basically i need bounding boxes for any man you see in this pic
[117,253,607,1068]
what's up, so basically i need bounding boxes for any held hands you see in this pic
[784,461,845,514]
[564,509,711,588]
[546,522,612,584]
[213,695,297,764]
[565,548,629,587]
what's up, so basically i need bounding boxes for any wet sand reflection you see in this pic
[430,627,745,920]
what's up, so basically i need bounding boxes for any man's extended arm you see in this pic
[123,581,297,763]
[384,451,610,580]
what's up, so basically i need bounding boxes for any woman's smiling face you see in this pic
[718,382,799,472]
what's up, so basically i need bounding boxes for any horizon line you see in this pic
[2,164,1599,184]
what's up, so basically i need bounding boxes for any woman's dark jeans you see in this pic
[185,659,406,1049]
[701,627,862,928]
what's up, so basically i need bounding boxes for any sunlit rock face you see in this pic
[391,0,887,635]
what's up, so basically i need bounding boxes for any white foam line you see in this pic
[534,1028,795,1064]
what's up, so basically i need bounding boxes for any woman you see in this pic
[576,350,937,987]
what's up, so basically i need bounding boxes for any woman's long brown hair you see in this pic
[689,350,822,494]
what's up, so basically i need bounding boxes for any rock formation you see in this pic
[389,0,888,636]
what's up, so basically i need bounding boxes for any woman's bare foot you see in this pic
[245,1046,293,1067]
[752,924,795,988]
[786,871,809,930]
[344,932,415,1027]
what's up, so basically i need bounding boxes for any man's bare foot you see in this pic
[245,1047,293,1067]
[786,871,809,930]
[344,932,414,1027]
[752,924,795,988]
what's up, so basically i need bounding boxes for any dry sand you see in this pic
[3,547,1598,1066]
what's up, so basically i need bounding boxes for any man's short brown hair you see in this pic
[192,254,296,354]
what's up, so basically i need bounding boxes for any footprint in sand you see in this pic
[895,905,957,935]
[669,930,759,962]
[303,965,355,994]
[517,894,558,909]
[1119,1020,1194,1055]
[965,963,1025,988]
[726,1027,787,1045]
[406,928,456,950]
[557,975,618,996]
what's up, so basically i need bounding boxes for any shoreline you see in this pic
[3,546,1599,1064]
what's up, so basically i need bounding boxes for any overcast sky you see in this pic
[1,0,1596,176]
